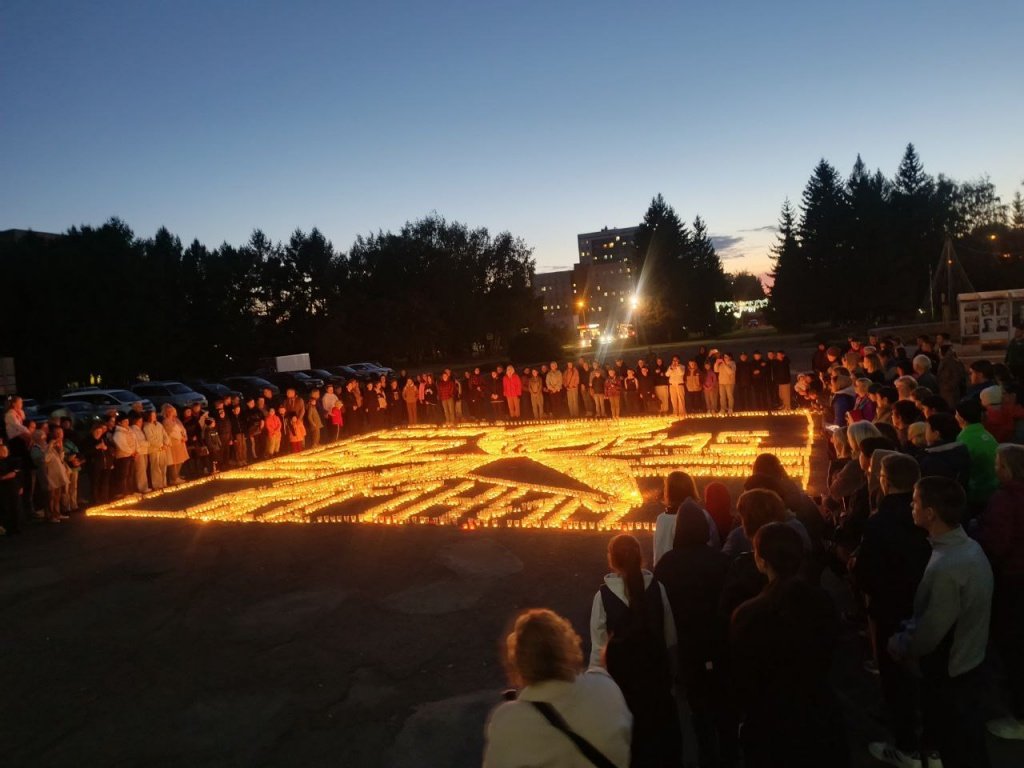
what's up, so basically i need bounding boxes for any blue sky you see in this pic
[3,1,1022,278]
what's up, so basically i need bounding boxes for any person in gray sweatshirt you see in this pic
[887,476,994,768]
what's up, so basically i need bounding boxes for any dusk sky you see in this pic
[3,1,1022,279]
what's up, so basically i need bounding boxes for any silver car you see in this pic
[61,388,155,419]
[131,381,208,412]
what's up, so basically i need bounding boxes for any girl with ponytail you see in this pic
[590,534,680,767]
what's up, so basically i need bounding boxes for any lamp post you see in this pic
[577,299,587,326]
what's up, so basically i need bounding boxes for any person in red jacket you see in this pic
[502,365,522,420]
[438,371,458,426]
[974,444,1024,739]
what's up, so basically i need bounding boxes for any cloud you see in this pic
[720,252,746,261]
[710,235,743,251]
[535,264,572,273]
[738,225,778,233]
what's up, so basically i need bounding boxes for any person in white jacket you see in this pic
[143,410,170,490]
[715,353,738,415]
[111,416,137,498]
[129,413,150,493]
[653,471,722,565]
[483,608,632,768]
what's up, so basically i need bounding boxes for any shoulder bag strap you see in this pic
[529,700,618,768]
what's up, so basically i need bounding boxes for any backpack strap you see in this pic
[529,701,619,768]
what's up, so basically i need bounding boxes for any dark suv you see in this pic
[261,371,323,395]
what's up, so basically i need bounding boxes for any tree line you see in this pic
[0,215,538,396]
[769,143,1024,330]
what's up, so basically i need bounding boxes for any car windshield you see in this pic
[111,390,141,402]
[166,383,192,394]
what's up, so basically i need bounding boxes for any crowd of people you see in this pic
[4,327,1024,767]
[484,327,1024,768]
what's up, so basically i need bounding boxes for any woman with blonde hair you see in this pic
[483,608,632,768]
[162,405,188,485]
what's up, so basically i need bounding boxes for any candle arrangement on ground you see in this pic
[87,411,816,531]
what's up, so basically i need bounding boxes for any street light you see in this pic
[577,299,587,326]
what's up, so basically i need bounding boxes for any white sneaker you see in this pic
[868,742,922,768]
[987,716,1024,740]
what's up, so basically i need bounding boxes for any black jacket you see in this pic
[655,544,730,676]
[917,441,970,487]
[851,492,931,627]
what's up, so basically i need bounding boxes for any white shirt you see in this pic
[112,426,137,458]
[589,570,677,669]
[667,364,685,386]
[5,408,28,440]
[131,425,150,455]
[483,671,632,768]
[143,421,170,451]
[321,392,340,413]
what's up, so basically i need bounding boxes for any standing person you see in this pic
[702,360,719,414]
[129,413,150,493]
[527,368,544,420]
[306,390,323,446]
[888,477,994,768]
[653,471,721,564]
[453,372,464,424]
[163,406,189,485]
[503,365,522,420]
[482,609,632,768]
[685,360,703,414]
[321,385,340,431]
[143,410,169,490]
[715,353,737,416]
[0,439,22,534]
[653,357,670,415]
[731,524,846,768]
[228,404,246,465]
[244,398,265,458]
[623,369,640,415]
[1005,321,1024,382]
[578,359,594,417]
[282,388,305,423]
[667,356,686,417]
[736,352,753,412]
[590,534,680,768]
[44,431,70,522]
[654,505,733,768]
[590,365,606,418]
[563,361,580,418]
[772,350,792,410]
[286,414,306,453]
[750,351,770,410]
[421,374,439,425]
[438,371,457,426]
[402,377,419,425]
[636,361,655,414]
[955,399,999,515]
[604,369,623,420]
[263,406,282,457]
[852,454,931,767]
[111,415,137,498]
[974,444,1024,740]
[387,379,402,427]
[546,362,564,418]
[84,423,112,504]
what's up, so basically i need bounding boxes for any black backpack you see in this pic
[600,581,672,702]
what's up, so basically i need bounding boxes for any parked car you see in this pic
[221,376,280,402]
[38,400,97,431]
[185,380,243,404]
[131,381,209,412]
[347,361,394,377]
[260,370,323,395]
[301,368,347,387]
[327,364,368,382]
[61,388,155,418]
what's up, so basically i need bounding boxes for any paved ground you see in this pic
[4,517,1023,768]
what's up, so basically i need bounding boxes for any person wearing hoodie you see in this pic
[589,534,679,768]
[653,471,721,565]
[917,412,971,487]
[973,444,1024,741]
[829,369,857,427]
[853,454,931,767]
[654,505,733,768]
